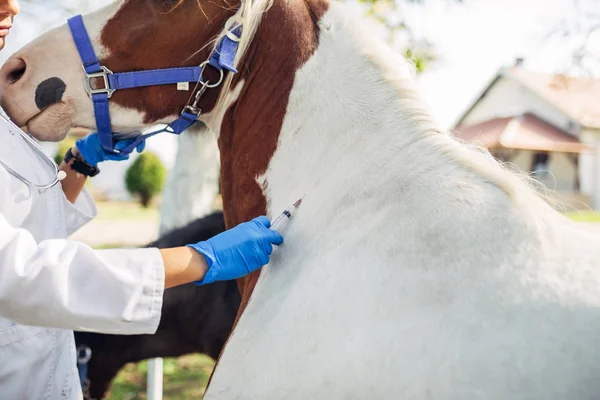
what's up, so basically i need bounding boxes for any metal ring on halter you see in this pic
[226,30,242,43]
[198,61,224,88]
[223,14,243,35]
[77,346,92,364]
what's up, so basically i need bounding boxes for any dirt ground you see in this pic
[70,219,159,248]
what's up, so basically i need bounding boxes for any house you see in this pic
[452,59,600,210]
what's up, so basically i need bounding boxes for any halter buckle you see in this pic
[83,66,116,98]
[183,105,202,116]
[183,79,211,116]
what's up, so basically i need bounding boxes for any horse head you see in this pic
[0,0,325,215]
[0,0,241,140]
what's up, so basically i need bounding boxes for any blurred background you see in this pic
[3,0,599,399]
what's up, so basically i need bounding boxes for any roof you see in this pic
[455,113,592,153]
[453,67,600,130]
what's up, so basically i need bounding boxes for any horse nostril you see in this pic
[8,64,26,84]
[0,57,27,86]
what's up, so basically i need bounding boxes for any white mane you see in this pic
[210,0,273,113]
[338,5,550,210]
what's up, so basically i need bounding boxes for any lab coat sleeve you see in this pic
[63,187,97,236]
[0,212,165,334]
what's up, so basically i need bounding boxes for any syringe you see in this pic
[271,198,303,233]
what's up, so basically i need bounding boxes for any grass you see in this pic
[105,354,215,400]
[564,210,600,223]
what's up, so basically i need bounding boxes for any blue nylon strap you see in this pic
[209,25,242,73]
[68,16,115,152]
[78,362,88,388]
[168,111,199,134]
[67,15,102,74]
[108,67,203,90]
[116,112,199,155]
[67,13,243,154]
[92,93,114,152]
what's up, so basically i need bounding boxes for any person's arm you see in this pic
[0,211,282,334]
[59,146,88,204]
[0,211,165,334]
[60,132,147,205]
[160,246,208,289]
[162,215,285,289]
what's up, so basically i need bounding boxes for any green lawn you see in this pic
[564,210,600,223]
[105,354,215,400]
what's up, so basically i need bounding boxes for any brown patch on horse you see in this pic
[219,0,329,314]
[207,0,329,388]
[99,0,236,123]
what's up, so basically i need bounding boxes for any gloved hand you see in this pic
[188,216,284,286]
[75,133,146,166]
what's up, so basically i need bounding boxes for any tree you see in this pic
[350,0,463,72]
[125,152,167,208]
[16,0,460,74]
[544,0,600,76]
[53,136,76,165]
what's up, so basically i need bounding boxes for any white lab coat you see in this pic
[0,122,165,399]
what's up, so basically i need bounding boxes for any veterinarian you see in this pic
[0,0,281,398]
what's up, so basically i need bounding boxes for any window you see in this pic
[531,152,550,178]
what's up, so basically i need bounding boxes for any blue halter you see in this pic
[67,14,242,155]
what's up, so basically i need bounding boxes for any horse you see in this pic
[1,1,600,398]
[74,211,239,399]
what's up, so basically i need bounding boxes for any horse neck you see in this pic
[218,1,554,242]
[206,3,562,388]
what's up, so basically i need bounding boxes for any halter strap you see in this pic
[67,14,242,154]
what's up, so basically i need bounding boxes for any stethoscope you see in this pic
[0,113,67,192]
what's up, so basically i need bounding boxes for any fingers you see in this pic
[267,230,284,246]
[105,154,130,162]
[252,216,283,245]
[136,141,146,153]
[114,138,146,154]
[253,215,271,228]
[259,253,270,266]
[114,139,134,151]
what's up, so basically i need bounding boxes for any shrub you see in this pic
[125,152,166,208]
[54,136,77,164]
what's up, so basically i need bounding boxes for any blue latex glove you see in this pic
[188,216,284,286]
[75,133,146,166]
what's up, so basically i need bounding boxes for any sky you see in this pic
[1,0,597,161]
[409,0,600,128]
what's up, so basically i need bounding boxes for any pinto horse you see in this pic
[1,1,600,398]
